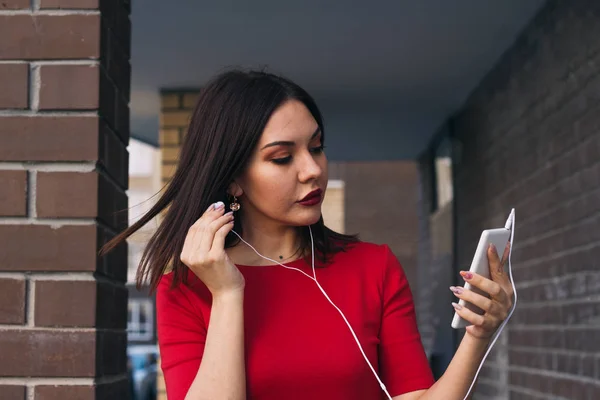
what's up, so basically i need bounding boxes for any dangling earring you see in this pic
[230,195,241,212]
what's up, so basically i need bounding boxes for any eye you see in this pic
[310,144,326,154]
[271,156,292,165]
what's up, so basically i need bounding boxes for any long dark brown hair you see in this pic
[100,69,359,292]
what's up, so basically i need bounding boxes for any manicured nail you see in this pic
[225,211,233,216]
[214,201,225,210]
[460,271,473,280]
[452,302,463,310]
[450,286,463,294]
[489,243,496,252]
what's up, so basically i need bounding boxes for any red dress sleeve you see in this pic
[156,273,206,400]
[379,245,435,396]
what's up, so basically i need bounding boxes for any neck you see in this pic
[229,213,304,266]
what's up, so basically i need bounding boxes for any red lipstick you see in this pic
[297,189,323,206]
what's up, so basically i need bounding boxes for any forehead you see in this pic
[258,100,319,143]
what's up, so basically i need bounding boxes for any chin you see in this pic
[291,209,322,226]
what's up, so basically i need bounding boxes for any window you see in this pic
[128,299,154,341]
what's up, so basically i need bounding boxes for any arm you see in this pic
[393,334,489,400]
[156,277,247,400]
[184,289,246,400]
[394,243,513,400]
[159,202,247,400]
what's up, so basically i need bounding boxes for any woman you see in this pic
[102,70,513,400]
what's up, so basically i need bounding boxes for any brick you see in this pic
[0,0,29,9]
[95,330,127,375]
[39,64,99,110]
[160,93,180,109]
[114,7,132,60]
[510,349,553,370]
[34,385,94,400]
[0,385,26,399]
[162,164,176,181]
[0,170,27,217]
[162,147,180,163]
[97,227,128,282]
[160,110,191,127]
[0,278,26,324]
[37,172,98,218]
[39,0,99,8]
[99,69,117,132]
[96,378,130,400]
[0,63,28,108]
[34,280,96,327]
[159,129,180,146]
[182,92,200,108]
[107,43,130,97]
[35,280,127,329]
[99,122,129,189]
[35,380,130,400]
[0,225,97,272]
[35,171,127,230]
[0,116,98,162]
[97,172,128,231]
[0,330,95,376]
[0,15,100,60]
[115,92,130,142]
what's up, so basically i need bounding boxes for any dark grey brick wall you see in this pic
[446,1,600,399]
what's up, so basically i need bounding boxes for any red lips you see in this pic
[298,189,323,202]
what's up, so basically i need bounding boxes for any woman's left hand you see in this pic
[450,242,514,340]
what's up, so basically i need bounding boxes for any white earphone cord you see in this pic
[231,228,392,399]
[231,208,516,400]
[463,209,517,400]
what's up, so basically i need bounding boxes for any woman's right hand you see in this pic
[180,201,245,296]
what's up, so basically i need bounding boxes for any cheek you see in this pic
[247,166,294,203]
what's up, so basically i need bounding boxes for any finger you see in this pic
[210,215,235,255]
[487,244,512,289]
[500,241,511,267]
[191,201,226,230]
[450,286,493,313]
[199,210,232,254]
[452,302,485,327]
[460,271,507,303]
[487,243,502,275]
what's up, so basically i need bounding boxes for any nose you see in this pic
[297,151,323,183]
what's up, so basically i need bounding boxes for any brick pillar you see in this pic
[159,90,199,185]
[157,89,201,400]
[0,1,131,399]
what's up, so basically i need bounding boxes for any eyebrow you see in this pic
[260,127,321,150]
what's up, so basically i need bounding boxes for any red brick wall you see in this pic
[442,1,600,398]
[0,1,131,398]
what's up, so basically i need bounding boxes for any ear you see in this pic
[227,181,243,198]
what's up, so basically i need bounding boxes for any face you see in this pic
[233,99,328,228]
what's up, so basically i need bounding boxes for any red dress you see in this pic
[157,241,434,400]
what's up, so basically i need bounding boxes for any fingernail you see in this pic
[214,202,225,210]
[450,286,463,294]
[489,243,496,251]
[452,302,463,310]
[225,211,233,216]
[461,271,473,280]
